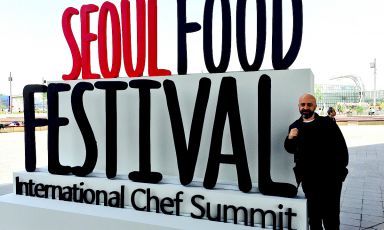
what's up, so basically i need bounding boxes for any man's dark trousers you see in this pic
[302,179,343,230]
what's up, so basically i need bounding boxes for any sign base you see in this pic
[0,171,307,229]
[0,193,257,230]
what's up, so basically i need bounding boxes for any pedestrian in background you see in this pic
[326,107,336,122]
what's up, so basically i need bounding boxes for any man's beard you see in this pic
[300,109,314,119]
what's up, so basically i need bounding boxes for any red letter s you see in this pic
[62,7,81,80]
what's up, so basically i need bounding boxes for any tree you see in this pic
[355,105,364,115]
[314,85,324,102]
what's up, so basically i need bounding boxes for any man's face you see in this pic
[298,95,317,119]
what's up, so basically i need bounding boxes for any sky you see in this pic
[0,0,384,95]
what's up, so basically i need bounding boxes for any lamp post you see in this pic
[370,58,377,108]
[8,72,12,114]
[42,77,46,112]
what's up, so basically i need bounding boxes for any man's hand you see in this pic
[288,128,299,139]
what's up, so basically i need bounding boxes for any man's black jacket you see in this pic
[284,113,349,183]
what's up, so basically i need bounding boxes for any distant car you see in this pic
[8,121,20,127]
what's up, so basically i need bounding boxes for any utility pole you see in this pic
[8,72,12,113]
[42,77,46,112]
[370,59,377,108]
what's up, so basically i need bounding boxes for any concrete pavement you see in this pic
[341,143,384,229]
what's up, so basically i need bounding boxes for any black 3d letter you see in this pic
[203,0,232,73]
[95,81,128,179]
[272,0,303,70]
[71,82,98,176]
[236,0,266,71]
[258,74,297,197]
[163,78,211,185]
[203,77,252,192]
[23,85,48,172]
[48,83,71,175]
[128,80,163,183]
[177,0,202,75]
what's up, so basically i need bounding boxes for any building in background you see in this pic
[12,96,24,113]
[364,90,384,105]
[315,75,383,115]
[315,84,361,109]
[0,95,9,112]
[0,93,47,114]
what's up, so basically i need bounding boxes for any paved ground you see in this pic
[338,125,384,230]
[1,126,384,229]
[0,131,47,195]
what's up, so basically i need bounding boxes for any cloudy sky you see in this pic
[0,0,383,95]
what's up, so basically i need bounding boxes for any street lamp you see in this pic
[370,59,377,109]
[42,77,46,112]
[8,72,12,113]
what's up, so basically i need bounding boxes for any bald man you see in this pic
[284,93,349,230]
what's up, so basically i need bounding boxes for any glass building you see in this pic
[0,95,10,112]
[364,90,384,104]
[315,84,361,109]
